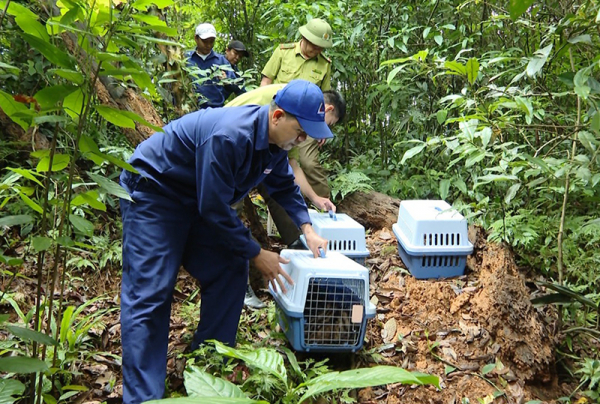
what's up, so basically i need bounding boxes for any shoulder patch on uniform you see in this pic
[280,43,296,49]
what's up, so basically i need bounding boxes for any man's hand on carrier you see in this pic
[301,224,328,258]
[252,249,294,293]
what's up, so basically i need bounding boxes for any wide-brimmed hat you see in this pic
[298,18,333,48]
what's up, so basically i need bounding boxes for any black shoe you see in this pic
[287,238,307,250]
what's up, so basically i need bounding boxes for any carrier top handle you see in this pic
[318,247,326,258]
[328,210,337,221]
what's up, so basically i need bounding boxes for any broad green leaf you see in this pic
[32,236,52,252]
[508,0,535,20]
[0,256,22,266]
[0,62,19,74]
[0,379,25,404]
[530,293,575,306]
[575,85,591,99]
[42,394,57,404]
[95,105,136,128]
[33,115,69,125]
[466,58,479,85]
[5,325,57,346]
[400,144,426,164]
[123,59,158,97]
[436,110,447,125]
[34,84,77,109]
[386,65,405,85]
[132,14,167,27]
[36,154,70,172]
[597,9,600,23]
[465,150,487,168]
[147,398,264,404]
[20,33,75,69]
[71,191,106,211]
[63,89,86,119]
[131,0,175,11]
[526,44,552,78]
[299,366,440,403]
[184,367,245,398]
[574,66,592,100]
[18,193,43,214]
[479,127,492,148]
[62,385,89,392]
[444,61,466,76]
[0,215,34,227]
[69,214,94,236]
[434,35,442,46]
[47,69,84,85]
[423,27,431,39]
[14,14,48,41]
[105,154,137,173]
[515,96,533,123]
[87,172,133,201]
[96,106,163,132]
[568,35,592,45]
[591,113,600,134]
[504,183,521,205]
[57,392,79,402]
[475,174,518,187]
[536,281,598,310]
[453,178,467,194]
[79,135,106,165]
[0,90,30,130]
[0,0,38,20]
[578,131,597,152]
[439,179,450,200]
[0,357,49,373]
[213,341,288,386]
[56,236,74,247]
[481,363,496,375]
[95,52,129,62]
[0,315,9,324]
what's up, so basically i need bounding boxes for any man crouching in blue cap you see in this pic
[118,79,331,404]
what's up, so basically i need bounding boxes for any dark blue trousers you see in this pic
[120,175,248,404]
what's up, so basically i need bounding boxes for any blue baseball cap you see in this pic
[273,80,334,140]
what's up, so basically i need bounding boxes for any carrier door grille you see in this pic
[303,278,365,346]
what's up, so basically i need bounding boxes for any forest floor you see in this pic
[2,223,581,404]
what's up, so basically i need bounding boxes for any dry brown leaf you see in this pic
[382,318,397,343]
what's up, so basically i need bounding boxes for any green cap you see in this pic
[298,18,333,48]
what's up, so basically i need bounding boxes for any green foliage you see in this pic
[167,341,439,404]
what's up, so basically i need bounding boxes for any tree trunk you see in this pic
[337,191,400,231]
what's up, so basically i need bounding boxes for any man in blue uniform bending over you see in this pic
[119,79,331,404]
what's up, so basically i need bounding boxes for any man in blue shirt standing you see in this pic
[187,23,245,108]
[119,80,331,404]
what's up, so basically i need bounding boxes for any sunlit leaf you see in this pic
[434,35,442,46]
[508,0,535,20]
[131,0,175,11]
[0,90,31,130]
[7,167,43,186]
[63,89,86,119]
[526,44,552,78]
[466,58,479,85]
[36,154,70,172]
[95,105,136,128]
[444,61,466,76]
[436,110,447,125]
[147,398,264,404]
[47,69,85,85]
[568,35,592,45]
[14,13,48,41]
[18,193,43,214]
[71,190,107,211]
[400,144,426,164]
[299,366,440,403]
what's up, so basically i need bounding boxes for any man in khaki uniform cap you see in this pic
[260,18,334,242]
[226,83,346,308]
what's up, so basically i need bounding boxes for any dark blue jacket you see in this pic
[126,105,311,259]
[186,50,245,108]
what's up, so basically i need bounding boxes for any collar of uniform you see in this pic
[294,41,309,60]
[254,104,271,151]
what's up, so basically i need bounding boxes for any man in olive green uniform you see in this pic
[261,18,334,201]
[226,83,346,308]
